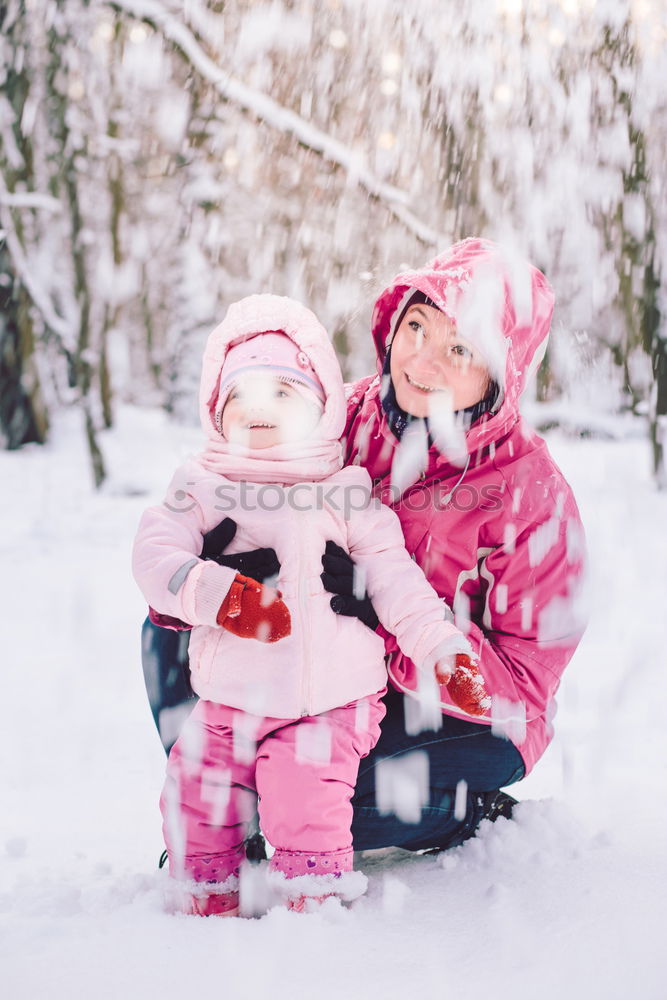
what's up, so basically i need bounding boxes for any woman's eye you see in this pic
[408,320,424,334]
[451,344,472,359]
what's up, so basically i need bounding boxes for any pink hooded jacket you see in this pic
[132,295,474,720]
[343,238,588,772]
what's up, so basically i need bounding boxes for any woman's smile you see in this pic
[404,372,447,394]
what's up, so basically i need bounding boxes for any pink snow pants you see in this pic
[160,692,386,884]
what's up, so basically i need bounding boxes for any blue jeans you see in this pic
[141,618,196,742]
[141,619,525,852]
[351,687,525,850]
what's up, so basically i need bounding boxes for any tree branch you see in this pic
[0,191,62,213]
[106,0,443,246]
[0,174,75,353]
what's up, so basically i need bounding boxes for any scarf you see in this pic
[198,435,344,485]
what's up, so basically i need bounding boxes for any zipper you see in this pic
[295,501,313,716]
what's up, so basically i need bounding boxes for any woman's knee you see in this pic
[352,703,525,813]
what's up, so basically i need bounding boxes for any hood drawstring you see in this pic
[435,453,471,497]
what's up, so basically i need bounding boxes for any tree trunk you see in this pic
[0,245,49,448]
[644,254,666,487]
[0,4,49,448]
[46,6,107,485]
[651,336,667,489]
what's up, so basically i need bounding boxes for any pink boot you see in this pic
[162,846,243,917]
[286,894,335,913]
[181,890,240,917]
[268,850,367,912]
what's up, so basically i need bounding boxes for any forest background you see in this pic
[2,0,666,486]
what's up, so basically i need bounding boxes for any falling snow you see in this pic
[0,405,665,997]
[2,0,667,994]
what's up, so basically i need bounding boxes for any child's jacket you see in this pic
[132,295,471,719]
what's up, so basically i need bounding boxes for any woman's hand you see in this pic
[321,541,380,632]
[201,517,280,583]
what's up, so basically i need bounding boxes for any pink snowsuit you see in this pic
[343,238,588,774]
[132,295,475,901]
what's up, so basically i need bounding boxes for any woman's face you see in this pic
[389,303,491,416]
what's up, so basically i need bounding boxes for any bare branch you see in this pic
[106,0,443,246]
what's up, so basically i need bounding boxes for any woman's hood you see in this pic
[199,294,347,444]
[370,237,555,450]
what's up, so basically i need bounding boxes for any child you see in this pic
[132,294,489,917]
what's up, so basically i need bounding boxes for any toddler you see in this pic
[132,294,487,916]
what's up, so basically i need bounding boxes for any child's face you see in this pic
[221,372,322,449]
[390,304,491,415]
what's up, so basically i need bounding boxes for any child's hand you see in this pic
[216,573,291,643]
[435,654,491,718]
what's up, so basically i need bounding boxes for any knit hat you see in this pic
[215,331,325,430]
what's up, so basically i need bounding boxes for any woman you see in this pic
[142,237,587,854]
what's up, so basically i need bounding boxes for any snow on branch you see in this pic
[0,175,75,352]
[0,191,63,213]
[106,0,443,246]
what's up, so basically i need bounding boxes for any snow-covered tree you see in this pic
[1,0,665,485]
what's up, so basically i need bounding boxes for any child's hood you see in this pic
[200,294,347,445]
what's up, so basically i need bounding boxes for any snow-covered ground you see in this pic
[1,405,665,999]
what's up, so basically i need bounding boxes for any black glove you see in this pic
[320,540,379,632]
[201,517,280,583]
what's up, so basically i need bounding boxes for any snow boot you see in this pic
[182,890,240,917]
[420,789,518,856]
[244,831,267,863]
[158,831,266,870]
[286,894,335,913]
[480,789,518,822]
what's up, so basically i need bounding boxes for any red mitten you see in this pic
[444,654,491,717]
[216,573,291,643]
